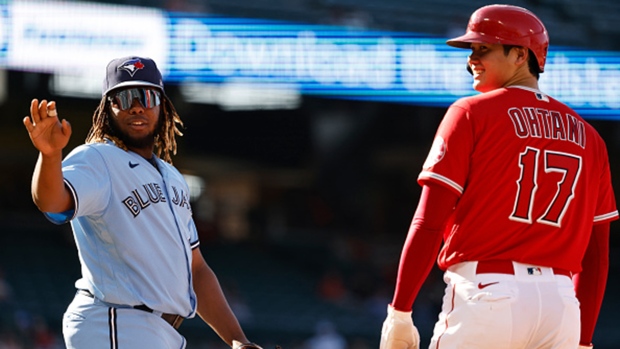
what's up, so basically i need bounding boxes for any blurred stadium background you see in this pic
[1,0,620,348]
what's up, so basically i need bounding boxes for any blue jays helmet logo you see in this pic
[117,59,145,77]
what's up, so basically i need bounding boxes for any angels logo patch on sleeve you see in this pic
[423,136,447,169]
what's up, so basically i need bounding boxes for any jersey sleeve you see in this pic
[43,177,79,224]
[418,101,474,195]
[189,218,200,249]
[55,145,112,220]
[593,140,618,224]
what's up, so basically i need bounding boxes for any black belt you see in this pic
[76,289,184,329]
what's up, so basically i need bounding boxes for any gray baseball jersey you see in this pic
[45,139,198,318]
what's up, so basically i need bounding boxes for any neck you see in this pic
[504,68,539,90]
[505,78,539,90]
[129,147,154,160]
[106,135,154,159]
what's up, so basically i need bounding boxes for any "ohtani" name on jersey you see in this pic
[122,183,192,217]
[508,107,586,148]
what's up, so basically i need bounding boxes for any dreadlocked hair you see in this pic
[85,95,184,164]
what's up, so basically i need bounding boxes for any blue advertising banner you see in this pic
[3,1,620,118]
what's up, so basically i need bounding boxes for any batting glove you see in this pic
[380,304,420,349]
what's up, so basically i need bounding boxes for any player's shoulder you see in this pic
[535,91,603,135]
[156,159,188,186]
[451,88,506,109]
[156,158,176,171]
[65,140,129,163]
[155,157,183,176]
[527,89,609,148]
[66,142,105,157]
[443,91,502,125]
[455,86,550,105]
[73,139,120,151]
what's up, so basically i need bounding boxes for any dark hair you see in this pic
[84,94,184,164]
[503,45,541,80]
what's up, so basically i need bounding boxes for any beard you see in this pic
[107,115,160,150]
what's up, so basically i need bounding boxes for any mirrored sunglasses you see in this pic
[109,88,161,111]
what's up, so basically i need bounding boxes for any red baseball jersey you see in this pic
[419,86,618,272]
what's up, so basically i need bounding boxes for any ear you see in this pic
[513,46,529,67]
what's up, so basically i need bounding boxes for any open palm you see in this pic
[23,99,72,155]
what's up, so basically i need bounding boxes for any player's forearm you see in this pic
[193,263,249,346]
[31,151,73,213]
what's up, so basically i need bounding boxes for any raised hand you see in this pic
[23,99,72,155]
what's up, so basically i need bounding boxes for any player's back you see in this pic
[434,86,615,272]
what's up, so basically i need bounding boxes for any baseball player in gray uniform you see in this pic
[23,56,265,349]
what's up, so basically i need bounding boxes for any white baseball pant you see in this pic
[428,261,579,349]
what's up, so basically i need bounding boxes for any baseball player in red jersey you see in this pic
[380,4,618,349]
